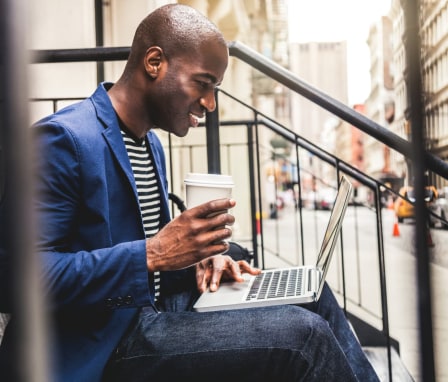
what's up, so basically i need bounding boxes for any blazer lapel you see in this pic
[91,83,140,201]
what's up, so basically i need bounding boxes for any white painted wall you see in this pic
[28,0,257,241]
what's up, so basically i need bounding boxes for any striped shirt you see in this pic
[120,128,161,299]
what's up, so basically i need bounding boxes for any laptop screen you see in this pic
[315,176,352,298]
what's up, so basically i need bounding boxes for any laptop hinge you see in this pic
[307,269,314,292]
[308,268,322,294]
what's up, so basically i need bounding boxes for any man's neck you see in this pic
[108,82,152,139]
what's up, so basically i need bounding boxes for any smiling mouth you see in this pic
[189,112,204,127]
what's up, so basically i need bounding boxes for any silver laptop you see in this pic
[193,175,353,312]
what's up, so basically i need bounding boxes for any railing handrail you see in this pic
[30,42,448,181]
[31,46,130,63]
[227,41,448,180]
[28,48,416,380]
[28,38,444,381]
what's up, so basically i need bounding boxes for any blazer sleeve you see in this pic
[33,118,152,312]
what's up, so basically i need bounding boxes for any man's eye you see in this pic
[198,80,217,90]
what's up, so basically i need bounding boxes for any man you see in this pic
[1,4,379,381]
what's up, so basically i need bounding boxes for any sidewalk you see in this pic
[260,205,448,382]
[386,258,448,382]
[382,210,448,382]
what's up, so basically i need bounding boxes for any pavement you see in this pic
[258,205,448,382]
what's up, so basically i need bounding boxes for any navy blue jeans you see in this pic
[104,283,379,381]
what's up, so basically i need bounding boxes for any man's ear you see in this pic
[144,46,163,78]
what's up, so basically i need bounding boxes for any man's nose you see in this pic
[199,89,216,112]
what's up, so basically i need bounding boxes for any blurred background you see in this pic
[2,1,448,381]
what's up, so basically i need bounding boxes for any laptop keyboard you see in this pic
[246,268,304,301]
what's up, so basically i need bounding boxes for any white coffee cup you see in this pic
[184,173,234,209]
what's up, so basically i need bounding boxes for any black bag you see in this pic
[226,241,253,263]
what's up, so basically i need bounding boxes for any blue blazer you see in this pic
[1,83,186,381]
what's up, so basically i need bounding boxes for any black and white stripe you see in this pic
[121,130,161,299]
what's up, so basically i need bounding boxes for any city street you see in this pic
[260,204,448,382]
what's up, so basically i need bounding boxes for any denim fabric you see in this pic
[104,283,379,382]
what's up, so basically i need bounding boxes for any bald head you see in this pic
[125,4,227,73]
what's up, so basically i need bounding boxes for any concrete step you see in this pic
[363,346,414,382]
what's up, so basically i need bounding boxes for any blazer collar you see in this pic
[91,83,139,197]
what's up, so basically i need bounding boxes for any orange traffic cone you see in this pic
[393,217,400,237]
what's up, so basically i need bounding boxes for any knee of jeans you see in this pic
[278,306,332,343]
[307,314,333,342]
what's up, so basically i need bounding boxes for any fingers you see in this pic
[196,255,259,293]
[209,256,226,292]
[188,217,233,252]
[195,262,210,293]
[190,198,236,219]
[184,197,235,248]
[237,260,262,276]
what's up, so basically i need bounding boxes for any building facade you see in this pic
[289,41,348,192]
[365,17,395,178]
[420,0,448,188]
[389,0,448,189]
[334,104,370,202]
[364,15,403,193]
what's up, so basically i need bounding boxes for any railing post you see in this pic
[94,0,105,84]
[205,90,221,174]
[401,1,436,381]
[1,0,50,380]
[374,185,393,381]
[247,122,259,268]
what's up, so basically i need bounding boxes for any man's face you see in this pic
[148,40,229,137]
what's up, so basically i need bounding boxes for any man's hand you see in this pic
[145,198,236,272]
[195,255,261,293]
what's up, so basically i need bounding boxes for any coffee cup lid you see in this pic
[184,173,234,187]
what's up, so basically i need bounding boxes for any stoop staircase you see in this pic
[2,28,446,380]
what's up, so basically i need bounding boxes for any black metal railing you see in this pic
[31,43,448,178]
[17,37,447,381]
[29,88,397,379]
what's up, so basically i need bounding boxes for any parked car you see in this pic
[394,185,438,223]
[315,187,337,210]
[429,187,448,228]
